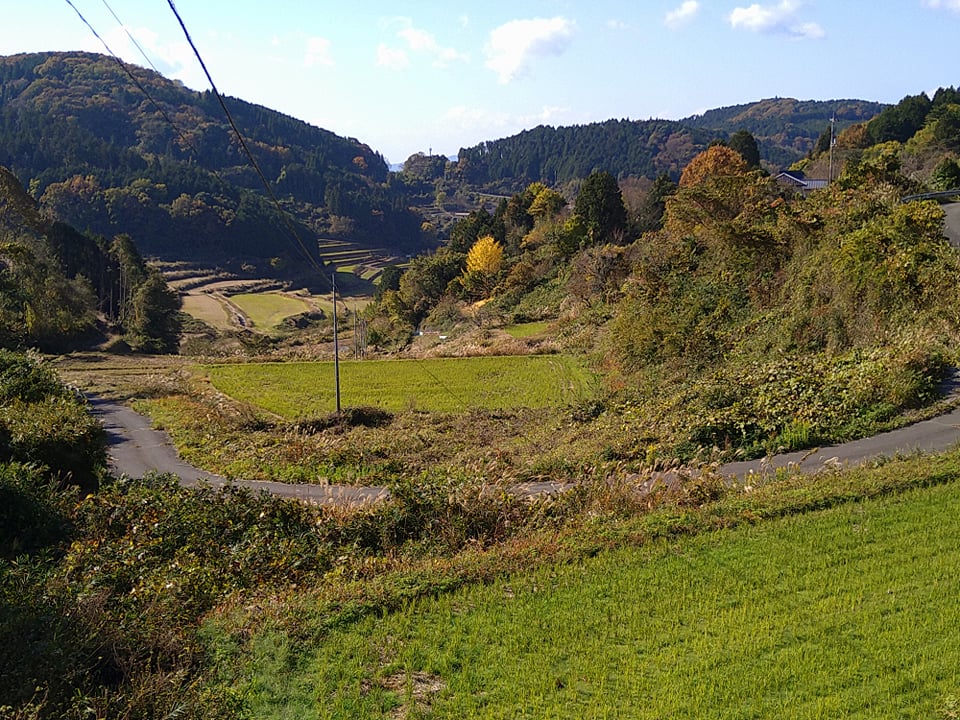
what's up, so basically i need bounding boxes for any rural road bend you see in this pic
[943,202,960,248]
[90,201,960,497]
[720,406,960,479]
[89,397,390,505]
[91,389,960,503]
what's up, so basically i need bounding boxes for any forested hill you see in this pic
[451,99,885,192]
[454,120,714,190]
[681,98,886,168]
[0,52,426,263]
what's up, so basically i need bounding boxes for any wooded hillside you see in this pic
[681,97,885,167]
[0,52,427,265]
[444,99,885,193]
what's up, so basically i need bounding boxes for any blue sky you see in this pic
[3,1,960,164]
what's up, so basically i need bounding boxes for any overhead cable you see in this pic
[62,0,202,162]
[164,0,325,275]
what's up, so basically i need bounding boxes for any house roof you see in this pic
[774,171,828,191]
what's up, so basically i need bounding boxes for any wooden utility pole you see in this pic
[828,114,836,184]
[332,272,341,414]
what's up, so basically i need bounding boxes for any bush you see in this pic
[0,396,105,491]
[0,462,75,559]
[0,352,106,491]
[0,350,69,404]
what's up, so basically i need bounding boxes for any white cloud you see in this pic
[665,1,700,29]
[376,43,409,70]
[924,0,960,11]
[438,104,572,151]
[520,105,570,127]
[729,0,824,39]
[791,21,826,39]
[304,37,334,68]
[82,25,205,88]
[397,26,466,67]
[485,17,575,84]
[378,17,466,70]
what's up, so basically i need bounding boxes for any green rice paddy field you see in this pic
[247,478,960,719]
[204,355,595,416]
[228,292,312,328]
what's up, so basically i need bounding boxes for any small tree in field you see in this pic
[128,271,182,353]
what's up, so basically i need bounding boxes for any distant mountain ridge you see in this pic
[449,98,886,192]
[681,97,886,167]
[0,51,889,266]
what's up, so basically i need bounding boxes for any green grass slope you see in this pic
[247,474,960,718]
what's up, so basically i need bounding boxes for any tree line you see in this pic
[0,52,428,264]
[0,165,181,353]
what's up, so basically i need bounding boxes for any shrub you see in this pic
[0,352,106,491]
[0,462,75,559]
[0,349,69,404]
[0,397,105,491]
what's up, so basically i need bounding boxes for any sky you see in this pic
[2,1,960,165]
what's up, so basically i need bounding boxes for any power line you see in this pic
[64,0,325,277]
[62,0,201,161]
[164,0,325,277]
[150,1,548,445]
[64,1,544,440]
[98,0,165,77]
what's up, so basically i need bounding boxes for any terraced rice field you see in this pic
[204,355,596,416]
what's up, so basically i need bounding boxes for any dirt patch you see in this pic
[379,672,446,718]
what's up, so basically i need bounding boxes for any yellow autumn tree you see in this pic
[466,235,504,275]
[461,235,504,297]
[679,145,749,187]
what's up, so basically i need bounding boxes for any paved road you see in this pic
[90,397,390,505]
[92,203,960,500]
[92,386,960,503]
[943,202,960,248]
[720,406,960,478]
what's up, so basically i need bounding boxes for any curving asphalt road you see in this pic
[91,202,960,500]
[720,406,960,478]
[943,202,960,248]
[89,397,390,505]
[91,386,960,505]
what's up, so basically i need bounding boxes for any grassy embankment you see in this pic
[209,454,960,719]
[29,352,960,718]
[502,320,551,339]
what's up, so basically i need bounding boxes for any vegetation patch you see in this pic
[502,320,551,339]
[181,293,234,331]
[203,451,960,719]
[227,292,313,328]
[204,355,596,416]
[289,478,960,718]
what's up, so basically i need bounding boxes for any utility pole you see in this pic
[828,113,836,184]
[332,272,341,414]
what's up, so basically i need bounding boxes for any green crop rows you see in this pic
[204,355,595,416]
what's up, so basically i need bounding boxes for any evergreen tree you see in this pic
[574,171,628,246]
[636,173,678,234]
[931,157,960,190]
[127,271,182,353]
[728,130,761,169]
[867,93,932,144]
